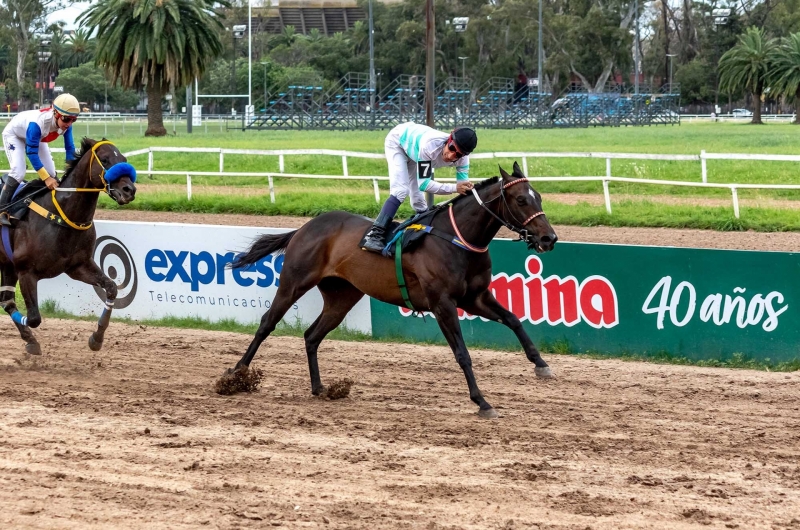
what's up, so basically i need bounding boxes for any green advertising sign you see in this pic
[370,241,799,362]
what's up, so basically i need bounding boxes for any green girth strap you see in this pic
[394,236,415,310]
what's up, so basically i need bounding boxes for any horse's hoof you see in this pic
[478,407,500,419]
[215,366,263,395]
[25,343,41,356]
[535,366,554,378]
[88,334,103,351]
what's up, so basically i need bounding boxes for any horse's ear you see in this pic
[513,161,525,177]
[498,165,511,179]
[80,137,96,154]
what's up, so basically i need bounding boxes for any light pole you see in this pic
[369,0,375,127]
[458,56,468,79]
[37,38,51,107]
[666,53,677,92]
[425,0,435,207]
[231,25,247,111]
[538,0,543,94]
[634,0,640,95]
[711,9,731,110]
[452,17,469,78]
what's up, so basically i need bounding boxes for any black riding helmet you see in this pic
[451,127,478,154]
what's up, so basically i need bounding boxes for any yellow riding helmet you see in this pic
[53,93,81,117]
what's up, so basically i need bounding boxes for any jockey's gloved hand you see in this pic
[456,181,473,195]
[44,176,59,190]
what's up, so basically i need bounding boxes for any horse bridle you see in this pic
[49,140,119,230]
[464,177,546,250]
[57,140,117,195]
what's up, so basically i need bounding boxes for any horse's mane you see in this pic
[448,176,499,206]
[62,137,100,179]
[474,176,500,191]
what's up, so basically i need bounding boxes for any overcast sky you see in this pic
[48,3,89,31]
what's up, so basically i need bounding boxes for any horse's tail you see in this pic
[232,230,298,268]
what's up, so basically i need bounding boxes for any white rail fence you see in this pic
[4,147,800,219]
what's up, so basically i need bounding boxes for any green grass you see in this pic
[4,120,797,230]
[99,190,800,231]
[36,121,800,195]
[35,299,371,342]
[32,300,798,372]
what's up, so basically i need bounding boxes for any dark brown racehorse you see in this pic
[0,138,137,355]
[227,162,557,418]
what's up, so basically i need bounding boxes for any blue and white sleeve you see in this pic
[25,122,45,171]
[63,127,76,161]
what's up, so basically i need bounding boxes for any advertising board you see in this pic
[38,221,372,333]
[371,241,798,362]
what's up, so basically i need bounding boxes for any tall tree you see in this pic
[79,0,227,136]
[0,0,64,108]
[769,32,800,123]
[718,26,777,124]
[62,28,95,68]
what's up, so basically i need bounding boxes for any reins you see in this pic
[448,177,546,252]
[36,140,116,231]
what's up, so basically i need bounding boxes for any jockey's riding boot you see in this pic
[0,178,20,227]
[361,212,393,253]
[362,195,402,253]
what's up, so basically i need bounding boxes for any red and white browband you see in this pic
[501,177,546,225]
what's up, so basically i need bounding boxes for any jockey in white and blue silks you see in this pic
[1,93,81,226]
[361,123,478,253]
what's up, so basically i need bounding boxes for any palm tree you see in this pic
[769,33,800,124]
[718,27,778,124]
[270,25,298,48]
[78,0,226,136]
[62,28,96,68]
[306,28,323,43]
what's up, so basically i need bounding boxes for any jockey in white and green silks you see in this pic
[362,122,478,253]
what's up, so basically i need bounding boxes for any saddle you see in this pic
[358,207,444,258]
[0,176,49,223]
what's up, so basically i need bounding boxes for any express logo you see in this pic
[144,249,283,291]
[93,236,138,309]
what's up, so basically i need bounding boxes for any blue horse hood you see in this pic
[105,162,137,184]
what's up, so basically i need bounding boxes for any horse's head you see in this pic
[67,138,137,205]
[496,162,557,253]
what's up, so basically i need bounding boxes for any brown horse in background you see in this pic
[0,138,137,354]
[227,162,557,418]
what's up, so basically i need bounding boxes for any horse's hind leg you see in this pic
[66,262,117,351]
[303,278,364,396]
[461,289,553,378]
[0,266,40,355]
[234,276,318,371]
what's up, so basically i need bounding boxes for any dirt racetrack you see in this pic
[2,319,800,529]
[2,213,799,528]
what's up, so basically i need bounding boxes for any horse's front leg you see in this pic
[430,295,498,419]
[67,262,117,351]
[0,266,40,355]
[461,289,553,378]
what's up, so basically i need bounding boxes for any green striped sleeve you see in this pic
[419,178,432,191]
[456,164,469,181]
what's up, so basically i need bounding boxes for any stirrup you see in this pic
[361,235,386,253]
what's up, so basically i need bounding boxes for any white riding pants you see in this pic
[2,133,55,183]
[385,143,428,213]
